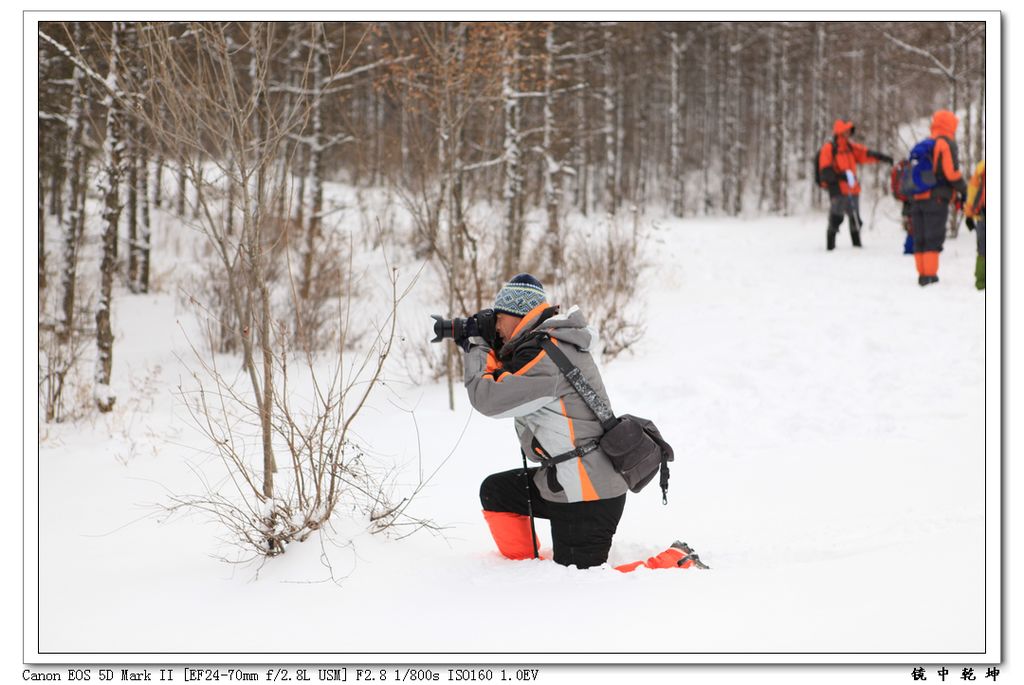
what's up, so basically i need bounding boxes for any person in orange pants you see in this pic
[910,110,968,286]
[462,274,707,572]
[480,467,708,571]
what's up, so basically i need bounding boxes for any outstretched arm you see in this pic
[867,149,894,164]
[853,142,892,165]
[463,345,562,419]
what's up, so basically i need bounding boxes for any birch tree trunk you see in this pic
[126,123,140,289]
[250,22,279,520]
[502,35,524,276]
[175,146,187,216]
[300,23,326,303]
[573,30,589,216]
[811,23,827,209]
[772,27,788,214]
[541,23,562,260]
[153,152,164,208]
[701,30,712,214]
[138,140,151,294]
[58,22,87,341]
[602,25,618,214]
[95,21,124,413]
[721,25,744,216]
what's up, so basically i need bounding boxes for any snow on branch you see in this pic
[884,32,954,79]
[39,30,121,99]
[459,156,504,173]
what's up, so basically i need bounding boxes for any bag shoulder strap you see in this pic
[542,336,672,505]
[539,337,618,431]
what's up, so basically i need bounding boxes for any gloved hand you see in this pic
[472,309,499,348]
[966,217,976,231]
[456,335,487,353]
[457,309,499,351]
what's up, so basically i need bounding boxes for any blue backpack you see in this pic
[899,136,950,196]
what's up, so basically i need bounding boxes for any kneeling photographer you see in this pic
[433,273,705,572]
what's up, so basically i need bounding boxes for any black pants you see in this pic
[911,198,949,253]
[480,467,626,569]
[828,195,862,248]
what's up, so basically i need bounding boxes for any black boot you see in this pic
[826,215,842,251]
[850,210,863,247]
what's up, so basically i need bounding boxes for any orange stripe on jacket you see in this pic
[561,396,597,501]
[508,302,551,340]
[577,458,599,501]
[933,138,963,184]
[559,397,576,446]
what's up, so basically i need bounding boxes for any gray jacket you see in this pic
[463,305,628,503]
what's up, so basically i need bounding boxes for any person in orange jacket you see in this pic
[818,120,893,250]
[910,110,968,286]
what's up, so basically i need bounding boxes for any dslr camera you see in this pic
[430,309,499,349]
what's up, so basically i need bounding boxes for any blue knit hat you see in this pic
[494,273,546,317]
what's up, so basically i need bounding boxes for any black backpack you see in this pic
[813,140,836,188]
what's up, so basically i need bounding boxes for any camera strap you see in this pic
[539,337,618,432]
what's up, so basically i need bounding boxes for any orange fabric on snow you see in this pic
[614,545,694,573]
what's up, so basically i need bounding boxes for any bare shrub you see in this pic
[39,322,92,424]
[127,22,437,557]
[173,261,431,558]
[542,212,647,361]
[39,276,95,423]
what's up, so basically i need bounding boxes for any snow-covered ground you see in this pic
[34,202,989,663]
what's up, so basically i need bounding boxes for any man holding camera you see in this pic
[446,273,702,572]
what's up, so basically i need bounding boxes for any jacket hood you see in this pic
[931,109,959,138]
[537,305,595,351]
[833,119,854,137]
[500,304,595,355]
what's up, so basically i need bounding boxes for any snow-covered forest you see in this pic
[34,19,993,662]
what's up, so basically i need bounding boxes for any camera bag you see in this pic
[539,337,674,503]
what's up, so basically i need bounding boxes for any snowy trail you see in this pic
[37,212,986,657]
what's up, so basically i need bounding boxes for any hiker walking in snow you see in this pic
[817,120,894,250]
[965,160,986,290]
[449,273,703,572]
[906,110,969,286]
